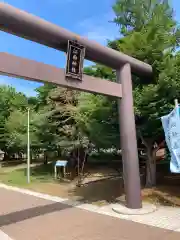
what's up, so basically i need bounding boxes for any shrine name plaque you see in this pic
[65,40,85,81]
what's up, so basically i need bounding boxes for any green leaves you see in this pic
[0,85,29,153]
[76,92,119,148]
[112,0,175,36]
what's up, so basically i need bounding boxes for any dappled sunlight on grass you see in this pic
[0,162,55,186]
[0,168,28,186]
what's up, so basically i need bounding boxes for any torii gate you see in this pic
[0,3,153,209]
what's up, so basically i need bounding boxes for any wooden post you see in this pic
[54,165,57,179]
[117,64,142,209]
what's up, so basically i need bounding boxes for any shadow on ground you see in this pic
[30,163,54,181]
[69,177,125,204]
[69,172,180,206]
[141,173,180,206]
[0,201,74,227]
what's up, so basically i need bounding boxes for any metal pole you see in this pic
[117,63,142,209]
[175,99,178,107]
[27,108,30,183]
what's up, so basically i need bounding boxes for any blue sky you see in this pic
[0,0,180,97]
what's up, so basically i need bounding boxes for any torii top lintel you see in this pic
[0,3,152,77]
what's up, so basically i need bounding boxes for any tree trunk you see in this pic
[77,151,88,187]
[138,130,157,188]
[145,146,156,187]
[44,152,48,165]
[3,152,10,161]
[57,149,61,157]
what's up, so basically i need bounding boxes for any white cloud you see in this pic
[78,11,119,45]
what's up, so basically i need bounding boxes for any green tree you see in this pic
[112,0,174,36]
[76,92,119,149]
[0,85,29,158]
[82,66,119,149]
[77,0,180,187]
[35,83,56,109]
[110,0,180,186]
[5,109,37,154]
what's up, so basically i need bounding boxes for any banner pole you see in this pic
[175,99,178,107]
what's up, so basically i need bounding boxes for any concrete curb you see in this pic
[112,202,157,215]
[0,230,14,240]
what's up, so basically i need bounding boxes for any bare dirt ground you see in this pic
[28,167,180,207]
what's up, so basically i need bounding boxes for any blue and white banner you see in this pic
[161,106,180,173]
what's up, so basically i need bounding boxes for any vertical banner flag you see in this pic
[161,106,180,173]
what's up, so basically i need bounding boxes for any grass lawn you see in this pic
[0,163,55,186]
[0,162,180,207]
